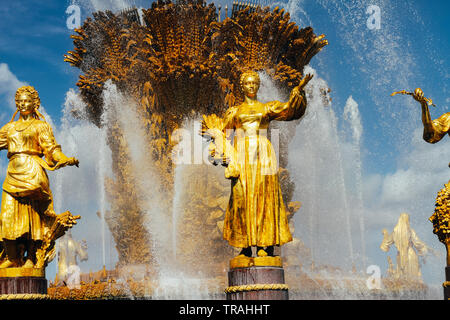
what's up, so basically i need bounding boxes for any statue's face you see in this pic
[16,92,35,116]
[242,75,259,98]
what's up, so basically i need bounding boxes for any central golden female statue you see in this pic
[0,86,80,270]
[202,71,312,259]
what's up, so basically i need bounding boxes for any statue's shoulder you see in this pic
[33,120,52,130]
[439,112,450,121]
[34,119,48,125]
[0,122,13,131]
[434,112,450,133]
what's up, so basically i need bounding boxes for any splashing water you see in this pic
[53,0,447,299]
[287,65,360,270]
[101,81,171,272]
[96,128,107,267]
[100,81,225,298]
[47,88,115,281]
[343,96,366,269]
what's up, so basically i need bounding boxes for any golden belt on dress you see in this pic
[8,152,61,171]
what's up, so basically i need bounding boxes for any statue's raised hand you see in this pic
[69,157,79,167]
[62,157,79,168]
[413,88,425,103]
[298,73,314,90]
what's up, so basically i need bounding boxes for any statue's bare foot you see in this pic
[0,259,16,268]
[257,247,268,257]
[23,259,34,268]
[257,246,274,257]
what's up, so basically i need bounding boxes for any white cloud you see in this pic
[361,126,450,286]
[74,0,133,12]
[366,126,450,208]
[0,63,27,109]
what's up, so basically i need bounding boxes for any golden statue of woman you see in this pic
[393,88,450,266]
[202,71,312,259]
[0,86,79,269]
[380,213,430,280]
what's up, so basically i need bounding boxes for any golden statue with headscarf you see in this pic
[0,86,80,272]
[202,71,312,265]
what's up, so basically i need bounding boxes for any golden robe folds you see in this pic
[0,119,60,241]
[222,98,305,248]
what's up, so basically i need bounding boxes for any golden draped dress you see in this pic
[0,119,60,241]
[222,97,306,248]
[425,112,450,143]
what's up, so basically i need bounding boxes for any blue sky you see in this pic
[0,0,449,295]
[0,0,448,170]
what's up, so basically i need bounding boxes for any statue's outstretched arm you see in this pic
[51,149,79,168]
[380,228,393,252]
[412,88,448,143]
[392,88,449,143]
[267,74,313,121]
[39,122,79,168]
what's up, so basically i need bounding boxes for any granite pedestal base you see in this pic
[226,256,288,300]
[444,266,450,300]
[0,268,48,299]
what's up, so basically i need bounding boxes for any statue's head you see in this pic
[399,212,410,224]
[395,212,411,231]
[15,86,40,114]
[240,70,260,99]
[12,86,45,122]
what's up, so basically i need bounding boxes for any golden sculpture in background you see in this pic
[201,70,313,265]
[0,86,80,272]
[380,213,430,281]
[56,232,88,283]
[432,182,450,267]
[393,87,450,266]
[64,0,327,269]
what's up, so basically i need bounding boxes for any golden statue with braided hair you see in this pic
[0,86,80,271]
[202,71,313,262]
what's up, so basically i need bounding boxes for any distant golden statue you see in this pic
[393,88,450,266]
[380,213,430,281]
[0,86,80,270]
[202,71,312,259]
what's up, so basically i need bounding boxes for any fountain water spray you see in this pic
[47,88,114,281]
[101,81,171,270]
[343,96,366,269]
[288,65,360,270]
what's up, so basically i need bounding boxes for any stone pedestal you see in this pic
[0,268,48,299]
[226,256,289,300]
[444,266,450,300]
